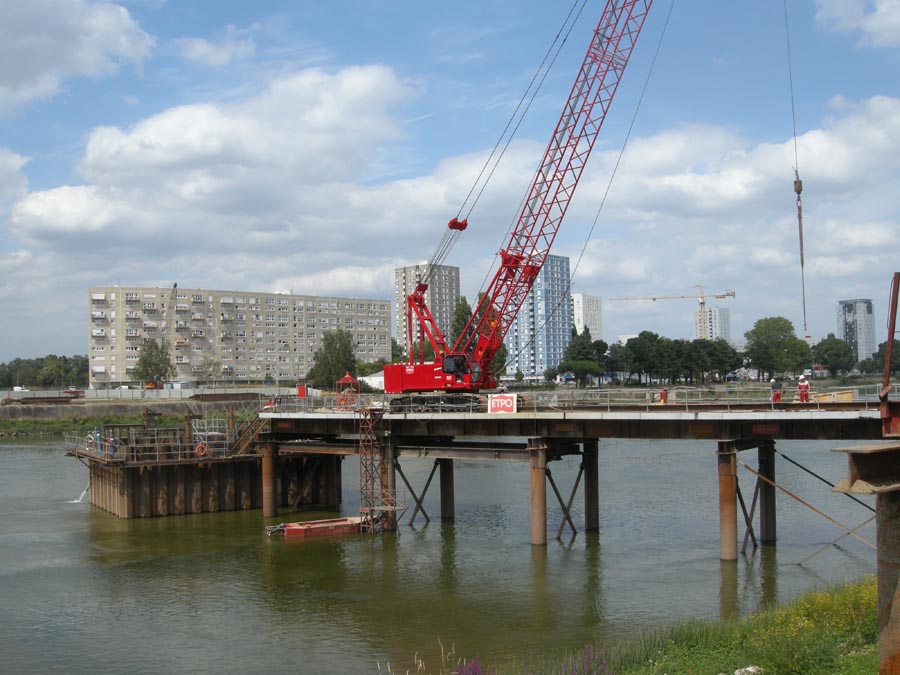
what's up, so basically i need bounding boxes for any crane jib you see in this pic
[384,0,653,396]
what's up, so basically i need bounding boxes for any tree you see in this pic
[134,339,176,387]
[607,343,635,382]
[744,317,800,379]
[859,340,900,376]
[65,355,89,387]
[409,340,436,363]
[199,356,222,383]
[491,341,508,382]
[710,339,742,380]
[559,328,603,386]
[390,338,405,361]
[564,328,597,362]
[449,296,473,347]
[686,339,714,383]
[37,355,65,387]
[656,338,686,384]
[306,329,358,389]
[627,331,661,382]
[783,336,813,376]
[813,334,855,377]
[592,339,609,372]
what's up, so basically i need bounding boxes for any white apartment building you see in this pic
[504,255,572,381]
[694,306,732,344]
[837,299,876,364]
[88,286,391,388]
[572,293,602,340]
[394,263,460,349]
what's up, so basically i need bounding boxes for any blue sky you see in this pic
[2,0,900,360]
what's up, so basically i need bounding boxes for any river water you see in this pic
[0,437,876,674]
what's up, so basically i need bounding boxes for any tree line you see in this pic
[547,316,900,387]
[6,313,898,391]
[0,355,89,388]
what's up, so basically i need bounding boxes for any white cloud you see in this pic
[4,42,900,355]
[0,148,30,210]
[815,0,900,48]
[174,24,257,67]
[0,0,154,112]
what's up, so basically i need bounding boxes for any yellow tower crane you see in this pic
[609,286,736,341]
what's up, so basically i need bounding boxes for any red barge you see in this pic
[266,516,363,538]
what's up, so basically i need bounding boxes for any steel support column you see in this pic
[834,442,900,674]
[439,458,455,522]
[529,439,547,546]
[383,444,397,531]
[583,439,599,532]
[758,441,776,543]
[262,442,276,518]
[717,441,738,561]
[877,492,900,675]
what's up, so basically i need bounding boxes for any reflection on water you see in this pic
[0,438,877,674]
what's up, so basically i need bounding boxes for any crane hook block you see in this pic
[448,217,468,231]
[793,177,803,195]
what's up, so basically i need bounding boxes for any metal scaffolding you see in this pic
[357,407,396,533]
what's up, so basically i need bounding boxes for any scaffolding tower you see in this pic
[357,407,397,533]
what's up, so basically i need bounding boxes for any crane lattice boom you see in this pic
[385,0,653,394]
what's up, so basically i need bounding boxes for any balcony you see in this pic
[91,328,106,337]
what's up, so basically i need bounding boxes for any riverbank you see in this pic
[415,576,877,674]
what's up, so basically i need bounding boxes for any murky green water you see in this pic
[0,438,876,674]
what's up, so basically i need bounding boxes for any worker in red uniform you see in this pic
[797,376,810,403]
[770,379,783,403]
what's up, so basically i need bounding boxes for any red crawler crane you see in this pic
[384,0,653,395]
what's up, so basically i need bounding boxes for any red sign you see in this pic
[488,393,518,414]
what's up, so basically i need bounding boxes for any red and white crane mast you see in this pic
[385,0,653,395]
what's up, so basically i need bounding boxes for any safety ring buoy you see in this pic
[194,443,207,457]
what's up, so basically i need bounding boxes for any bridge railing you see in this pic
[258,383,895,415]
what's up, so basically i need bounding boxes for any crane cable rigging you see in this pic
[422,0,590,286]
[500,0,678,372]
[783,0,809,339]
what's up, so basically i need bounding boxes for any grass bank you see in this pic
[396,576,878,675]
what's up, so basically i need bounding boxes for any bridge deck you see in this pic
[263,402,883,457]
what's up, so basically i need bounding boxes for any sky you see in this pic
[2,0,900,361]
